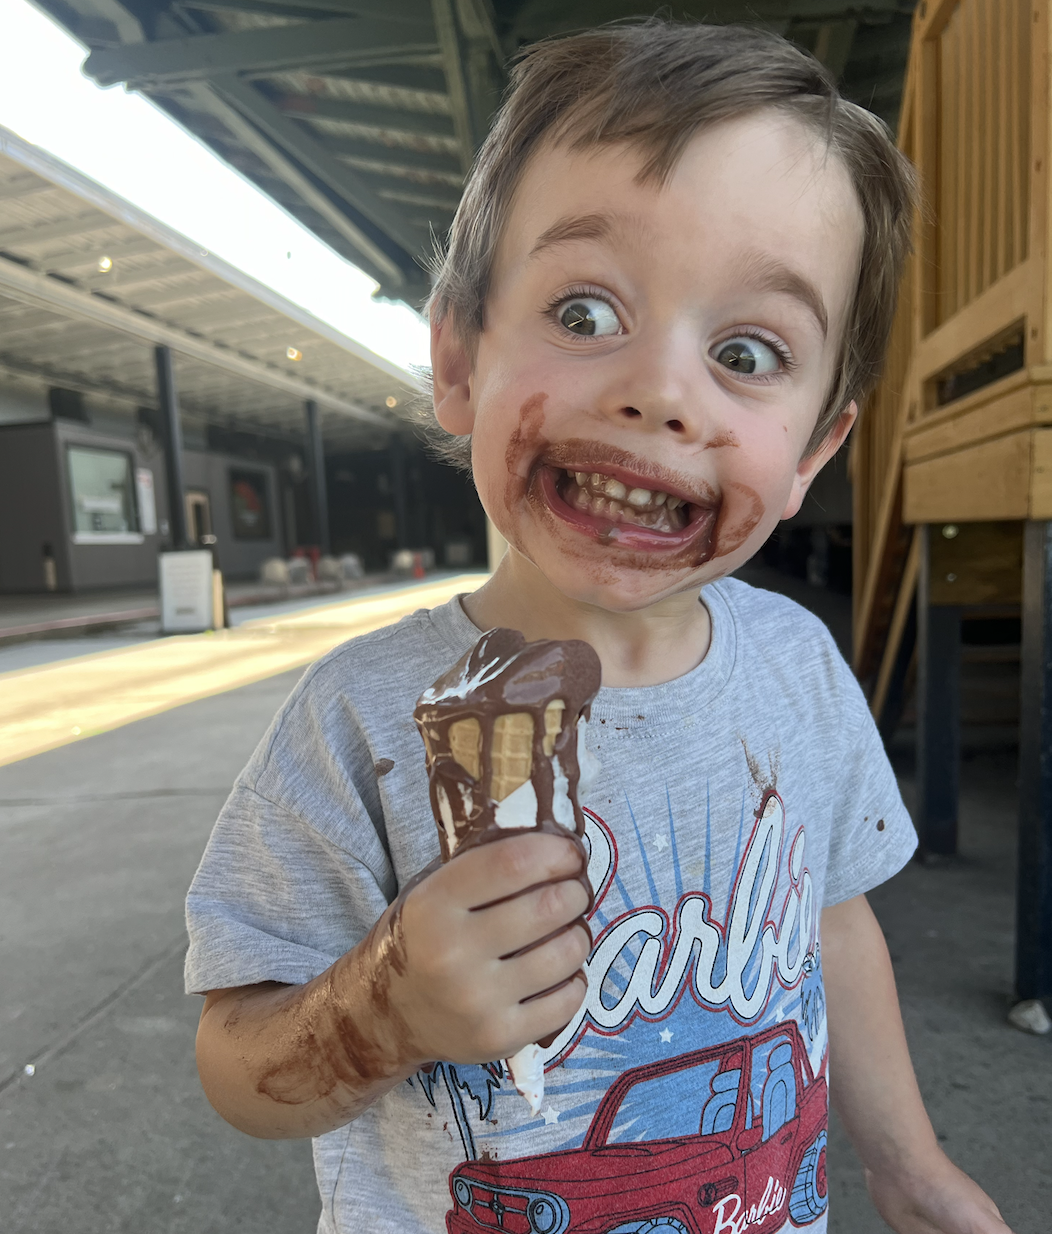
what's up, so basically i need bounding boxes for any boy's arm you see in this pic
[822,895,1013,1234]
[195,831,591,1140]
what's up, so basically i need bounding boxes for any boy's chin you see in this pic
[520,542,716,613]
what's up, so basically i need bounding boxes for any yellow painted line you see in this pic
[0,574,486,768]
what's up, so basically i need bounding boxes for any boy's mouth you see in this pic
[559,469,688,532]
[536,459,718,554]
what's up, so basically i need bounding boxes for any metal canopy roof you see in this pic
[0,125,419,449]
[36,0,917,308]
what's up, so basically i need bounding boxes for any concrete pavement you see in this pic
[0,670,318,1233]
[0,574,485,766]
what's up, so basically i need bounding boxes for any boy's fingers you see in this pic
[503,922,592,998]
[476,877,590,958]
[514,971,588,1046]
[437,832,585,910]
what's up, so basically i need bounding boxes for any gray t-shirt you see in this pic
[186,579,916,1234]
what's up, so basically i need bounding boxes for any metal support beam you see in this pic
[85,18,439,88]
[915,524,961,856]
[390,433,409,548]
[1017,521,1052,1003]
[324,137,463,178]
[431,0,480,169]
[305,399,332,555]
[183,0,433,20]
[275,94,456,137]
[0,210,117,250]
[211,76,425,260]
[155,345,189,550]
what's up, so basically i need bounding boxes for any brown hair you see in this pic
[424,19,917,466]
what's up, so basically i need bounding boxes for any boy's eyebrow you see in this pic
[737,250,829,339]
[527,211,624,260]
[527,221,830,339]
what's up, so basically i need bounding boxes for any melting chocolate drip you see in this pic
[414,628,601,863]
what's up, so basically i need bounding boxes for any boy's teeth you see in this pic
[561,467,688,532]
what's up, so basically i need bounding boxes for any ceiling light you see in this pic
[97,255,113,273]
[286,346,302,361]
[386,396,398,408]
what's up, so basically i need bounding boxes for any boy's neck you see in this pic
[460,549,713,688]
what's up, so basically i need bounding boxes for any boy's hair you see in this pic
[424,19,917,467]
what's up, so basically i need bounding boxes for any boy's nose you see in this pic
[597,333,709,442]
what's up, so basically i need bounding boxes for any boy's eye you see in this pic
[556,297,621,337]
[715,337,782,375]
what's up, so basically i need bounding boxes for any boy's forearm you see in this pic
[821,895,940,1180]
[196,926,421,1140]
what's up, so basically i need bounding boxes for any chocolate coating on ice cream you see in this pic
[414,628,601,862]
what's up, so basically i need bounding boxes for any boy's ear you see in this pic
[780,402,857,520]
[430,312,475,436]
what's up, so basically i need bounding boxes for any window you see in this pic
[67,446,139,541]
[604,1052,743,1144]
[748,1034,798,1142]
[229,468,271,540]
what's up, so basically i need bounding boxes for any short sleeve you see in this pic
[183,647,404,996]
[184,784,391,993]
[822,671,917,906]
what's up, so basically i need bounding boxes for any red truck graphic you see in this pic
[446,1022,827,1234]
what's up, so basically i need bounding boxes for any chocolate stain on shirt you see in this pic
[740,737,779,795]
[374,758,395,777]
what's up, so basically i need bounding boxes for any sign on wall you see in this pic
[229,467,271,539]
[135,468,157,536]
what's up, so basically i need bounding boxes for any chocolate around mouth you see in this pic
[542,463,717,548]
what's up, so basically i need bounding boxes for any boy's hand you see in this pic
[196,831,590,1139]
[362,831,590,1067]
[866,1153,1013,1233]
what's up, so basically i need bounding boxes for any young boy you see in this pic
[186,21,1014,1234]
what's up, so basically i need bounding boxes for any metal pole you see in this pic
[154,344,188,550]
[1016,520,1052,1003]
[915,523,961,856]
[304,399,331,556]
[390,433,409,549]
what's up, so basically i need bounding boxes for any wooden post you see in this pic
[915,524,962,855]
[1016,520,1052,1004]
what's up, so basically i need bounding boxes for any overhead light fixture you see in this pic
[97,255,113,273]
[386,395,398,408]
[286,346,303,361]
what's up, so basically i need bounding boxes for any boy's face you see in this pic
[433,111,864,612]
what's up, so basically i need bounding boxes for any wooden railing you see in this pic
[852,0,1049,697]
[933,0,1030,326]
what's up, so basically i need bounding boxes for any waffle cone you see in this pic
[491,712,534,801]
[448,718,481,781]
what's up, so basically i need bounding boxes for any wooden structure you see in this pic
[853,0,1052,1011]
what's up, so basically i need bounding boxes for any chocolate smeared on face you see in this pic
[414,628,602,866]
